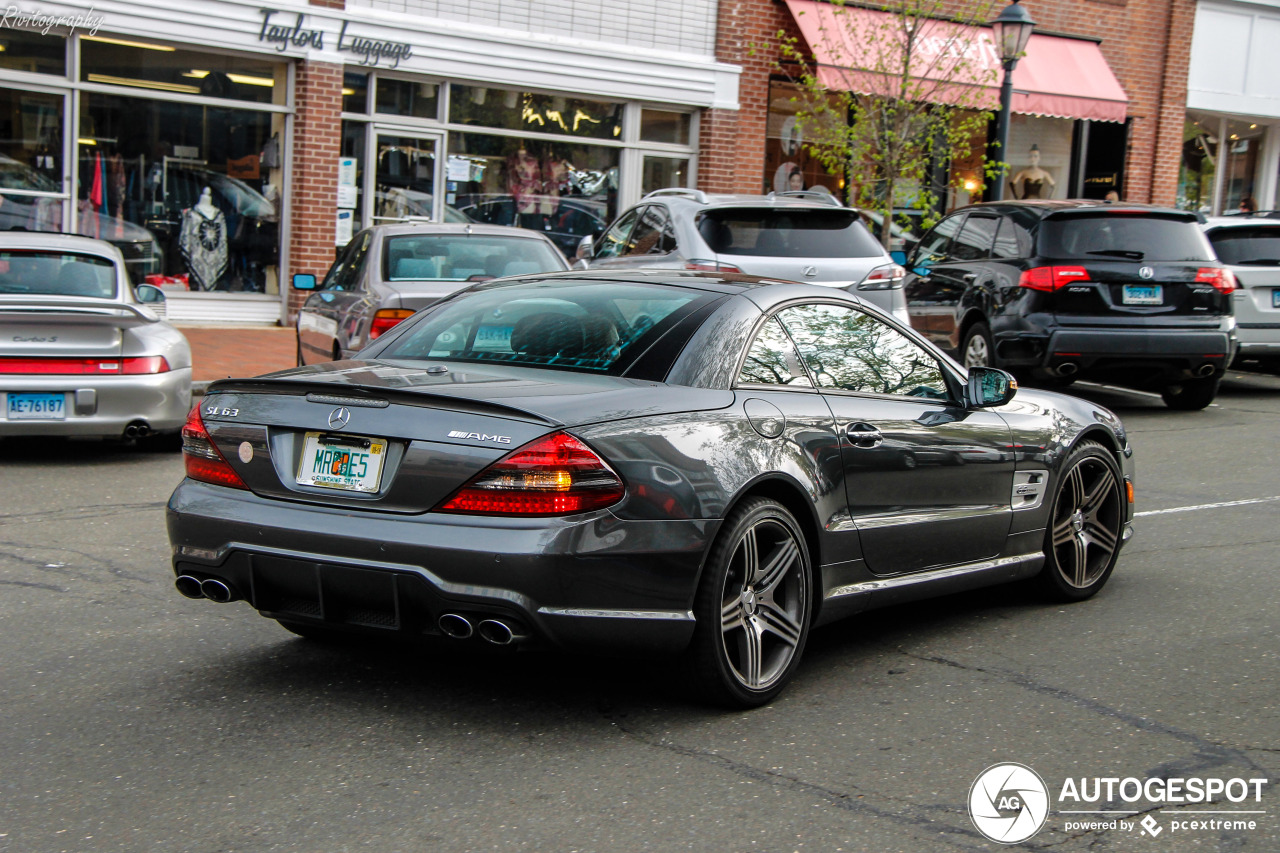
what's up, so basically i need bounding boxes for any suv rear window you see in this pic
[1039,214,1213,262]
[1206,226,1280,265]
[698,208,884,259]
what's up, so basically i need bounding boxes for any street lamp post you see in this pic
[990,0,1036,201]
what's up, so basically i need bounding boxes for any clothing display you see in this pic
[179,192,229,291]
[507,148,543,214]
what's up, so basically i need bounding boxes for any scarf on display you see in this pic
[179,205,229,291]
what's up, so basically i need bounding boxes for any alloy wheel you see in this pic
[964,334,991,368]
[1049,456,1122,589]
[718,518,808,690]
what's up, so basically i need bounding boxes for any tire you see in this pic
[685,498,813,708]
[1035,441,1125,601]
[1161,376,1220,410]
[961,322,995,369]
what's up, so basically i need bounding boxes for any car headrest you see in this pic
[509,312,585,357]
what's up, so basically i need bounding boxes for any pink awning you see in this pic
[783,0,1128,123]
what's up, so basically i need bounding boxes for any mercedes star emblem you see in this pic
[327,407,352,430]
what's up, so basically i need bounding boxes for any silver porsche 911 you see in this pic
[0,233,192,443]
[168,270,1134,707]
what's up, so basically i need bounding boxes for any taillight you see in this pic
[181,404,248,490]
[857,263,906,291]
[0,356,169,374]
[436,431,624,516]
[685,259,743,273]
[1018,266,1090,291]
[370,308,415,339]
[1196,267,1236,294]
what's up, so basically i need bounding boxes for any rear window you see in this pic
[0,251,118,298]
[1039,214,1213,262]
[377,280,709,374]
[382,234,565,281]
[1206,226,1280,265]
[698,208,884,258]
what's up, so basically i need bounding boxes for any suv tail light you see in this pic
[1018,266,1090,291]
[181,404,248,490]
[436,431,624,516]
[1196,267,1236,294]
[857,263,906,291]
[370,308,415,339]
[685,259,743,273]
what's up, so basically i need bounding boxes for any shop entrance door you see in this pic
[370,130,443,225]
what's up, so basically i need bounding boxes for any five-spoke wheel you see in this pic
[688,498,812,707]
[1038,441,1125,600]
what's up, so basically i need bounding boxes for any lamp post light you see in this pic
[990,0,1036,201]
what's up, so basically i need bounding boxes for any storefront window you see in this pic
[640,110,691,145]
[1222,119,1264,212]
[0,87,64,234]
[376,77,439,120]
[764,80,842,196]
[642,156,689,195]
[343,71,370,114]
[446,132,617,258]
[78,92,279,289]
[1180,114,1216,212]
[374,133,437,225]
[0,30,66,76]
[341,121,366,238]
[450,85,623,141]
[80,40,285,106]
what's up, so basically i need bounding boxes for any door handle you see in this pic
[845,422,883,447]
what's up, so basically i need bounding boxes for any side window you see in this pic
[736,317,813,388]
[912,214,965,265]
[992,213,1033,259]
[626,205,673,256]
[777,303,949,399]
[950,214,998,262]
[322,231,371,291]
[594,207,642,260]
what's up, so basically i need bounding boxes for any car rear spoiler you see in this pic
[0,296,161,327]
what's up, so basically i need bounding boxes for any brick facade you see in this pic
[286,60,344,320]
[703,0,1196,205]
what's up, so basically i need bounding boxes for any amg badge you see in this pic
[448,430,512,444]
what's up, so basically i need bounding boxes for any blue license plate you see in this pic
[1272,289,1280,308]
[1122,284,1162,305]
[7,392,66,419]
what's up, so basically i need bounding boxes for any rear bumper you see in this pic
[996,325,1233,378]
[166,480,715,654]
[0,369,192,438]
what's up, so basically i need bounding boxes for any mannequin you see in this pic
[507,146,542,215]
[180,187,229,291]
[1009,145,1056,200]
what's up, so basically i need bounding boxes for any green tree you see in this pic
[776,0,1003,246]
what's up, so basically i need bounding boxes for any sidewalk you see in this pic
[179,325,298,393]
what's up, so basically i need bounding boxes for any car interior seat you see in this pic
[509,312,586,358]
[395,257,438,279]
[55,263,106,297]
[502,261,543,276]
[754,228,788,256]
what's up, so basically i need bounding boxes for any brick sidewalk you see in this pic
[179,326,297,384]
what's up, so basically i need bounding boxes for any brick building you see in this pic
[701,0,1198,210]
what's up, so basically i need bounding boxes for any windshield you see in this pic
[698,208,885,258]
[0,251,118,298]
[382,234,566,281]
[377,280,705,374]
[1206,226,1280,265]
[1039,214,1213,262]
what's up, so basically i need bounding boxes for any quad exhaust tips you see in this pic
[438,613,474,639]
[477,619,527,646]
[438,613,527,645]
[174,575,241,603]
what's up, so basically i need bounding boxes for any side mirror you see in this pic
[889,250,907,265]
[966,367,1018,408]
[292,273,318,290]
[134,283,166,303]
[575,234,594,261]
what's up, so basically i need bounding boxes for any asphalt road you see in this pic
[1,370,1277,853]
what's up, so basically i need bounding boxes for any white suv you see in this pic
[576,189,909,323]
[1202,216,1280,370]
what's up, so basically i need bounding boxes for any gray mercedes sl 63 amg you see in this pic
[167,269,1135,707]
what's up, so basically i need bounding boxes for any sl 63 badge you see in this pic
[205,406,240,417]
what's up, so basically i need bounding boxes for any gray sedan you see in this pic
[295,223,569,365]
[0,233,192,442]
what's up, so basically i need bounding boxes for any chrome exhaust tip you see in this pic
[1056,362,1079,377]
[124,421,152,439]
[1196,363,1217,377]
[438,613,473,639]
[477,619,525,646]
[199,578,238,603]
[175,575,205,599]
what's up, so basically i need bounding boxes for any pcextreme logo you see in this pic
[968,763,1269,844]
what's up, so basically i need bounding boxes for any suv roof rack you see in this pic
[642,188,709,204]
[768,190,843,207]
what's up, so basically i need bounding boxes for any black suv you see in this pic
[902,201,1237,409]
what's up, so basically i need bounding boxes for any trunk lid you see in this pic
[0,299,158,358]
